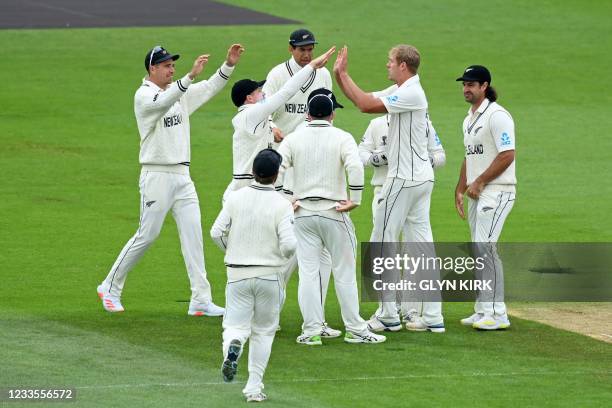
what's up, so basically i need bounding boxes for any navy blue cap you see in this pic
[253,149,282,178]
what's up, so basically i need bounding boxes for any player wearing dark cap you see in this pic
[276,90,386,345]
[455,65,516,331]
[263,29,340,339]
[97,44,243,316]
[222,47,336,202]
[211,148,297,402]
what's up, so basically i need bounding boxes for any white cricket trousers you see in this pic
[222,276,283,396]
[468,189,515,317]
[102,169,212,303]
[370,178,443,325]
[295,208,367,336]
[371,185,422,317]
[281,249,332,317]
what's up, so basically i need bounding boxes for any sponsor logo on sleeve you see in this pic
[386,95,399,103]
[501,132,512,146]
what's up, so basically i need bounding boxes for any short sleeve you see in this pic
[490,111,515,152]
[379,84,426,113]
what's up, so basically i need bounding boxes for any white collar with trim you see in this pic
[468,97,492,115]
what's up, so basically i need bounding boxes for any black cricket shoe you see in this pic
[222,339,242,382]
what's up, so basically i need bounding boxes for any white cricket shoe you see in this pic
[320,322,342,338]
[344,330,386,344]
[188,301,225,317]
[222,339,242,382]
[246,392,267,402]
[101,294,124,313]
[367,316,402,332]
[472,314,510,330]
[405,317,445,333]
[96,284,108,299]
[296,333,322,346]
[460,313,483,326]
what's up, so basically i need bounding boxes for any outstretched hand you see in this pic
[226,44,245,67]
[333,45,348,75]
[309,46,336,69]
[189,54,210,80]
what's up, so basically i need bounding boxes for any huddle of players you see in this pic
[214,30,516,402]
[97,28,516,402]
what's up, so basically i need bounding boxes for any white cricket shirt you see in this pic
[463,98,516,191]
[277,120,364,211]
[225,65,315,195]
[210,182,296,281]
[375,75,434,182]
[135,63,234,168]
[263,56,332,134]
[359,113,445,187]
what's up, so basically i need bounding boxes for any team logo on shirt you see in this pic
[466,144,484,155]
[163,113,183,128]
[381,135,387,145]
[501,132,512,146]
[387,95,399,103]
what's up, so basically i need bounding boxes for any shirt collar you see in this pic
[250,181,275,191]
[289,57,306,72]
[142,77,162,91]
[307,119,332,127]
[400,74,420,88]
[468,97,491,115]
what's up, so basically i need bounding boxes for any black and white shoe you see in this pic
[222,339,242,382]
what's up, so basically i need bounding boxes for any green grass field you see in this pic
[1,0,611,406]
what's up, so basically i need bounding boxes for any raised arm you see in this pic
[185,44,244,114]
[333,46,387,114]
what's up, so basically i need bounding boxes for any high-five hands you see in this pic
[309,46,337,69]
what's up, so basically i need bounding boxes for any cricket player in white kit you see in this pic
[211,149,295,403]
[277,91,386,345]
[454,65,516,331]
[334,45,445,333]
[263,29,339,338]
[359,114,446,322]
[223,46,336,201]
[97,44,243,316]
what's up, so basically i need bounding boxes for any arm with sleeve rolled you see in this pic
[277,206,297,258]
[427,118,446,169]
[240,65,315,136]
[210,204,232,252]
[341,134,365,209]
